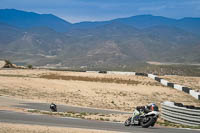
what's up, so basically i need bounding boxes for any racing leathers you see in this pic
[131,106,150,124]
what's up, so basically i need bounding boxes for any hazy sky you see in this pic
[1,0,200,23]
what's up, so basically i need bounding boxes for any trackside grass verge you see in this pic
[40,74,156,86]
[157,120,200,129]
[0,74,29,78]
[27,109,122,122]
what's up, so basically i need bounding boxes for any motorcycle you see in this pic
[124,107,159,128]
[50,103,57,112]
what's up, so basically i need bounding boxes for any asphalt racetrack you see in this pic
[0,110,199,133]
[0,96,130,114]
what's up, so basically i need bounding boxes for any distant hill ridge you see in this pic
[0,9,200,67]
[1,9,200,34]
[0,9,72,32]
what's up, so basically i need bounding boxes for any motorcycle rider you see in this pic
[50,102,57,112]
[131,103,156,124]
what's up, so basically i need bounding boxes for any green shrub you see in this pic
[27,64,33,69]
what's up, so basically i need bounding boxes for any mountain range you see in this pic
[0,9,200,68]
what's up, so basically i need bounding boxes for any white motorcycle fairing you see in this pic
[144,111,159,117]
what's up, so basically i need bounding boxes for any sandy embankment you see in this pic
[0,123,117,133]
[0,69,199,111]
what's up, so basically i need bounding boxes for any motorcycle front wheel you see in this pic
[124,117,131,126]
[151,118,157,127]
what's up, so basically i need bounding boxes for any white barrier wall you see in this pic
[147,74,157,79]
[86,71,99,73]
[160,79,169,86]
[0,60,5,68]
[174,84,183,91]
[107,71,136,75]
[190,90,200,100]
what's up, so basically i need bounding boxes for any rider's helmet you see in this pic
[147,103,159,111]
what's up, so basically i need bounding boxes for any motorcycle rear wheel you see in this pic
[50,107,57,112]
[141,116,154,128]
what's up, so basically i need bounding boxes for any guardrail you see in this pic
[161,101,200,126]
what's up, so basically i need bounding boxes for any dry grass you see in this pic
[40,74,142,85]
[0,69,160,86]
[161,75,200,91]
[0,69,200,112]
[27,109,129,123]
[0,122,117,133]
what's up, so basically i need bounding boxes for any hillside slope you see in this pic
[0,9,200,67]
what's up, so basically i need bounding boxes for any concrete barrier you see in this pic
[147,74,157,79]
[190,90,200,100]
[87,71,200,100]
[161,79,169,86]
[86,71,99,73]
[107,71,136,75]
[174,84,183,91]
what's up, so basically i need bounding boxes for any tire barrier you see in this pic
[135,73,148,76]
[98,71,107,74]
[167,83,174,88]
[155,77,162,82]
[182,87,191,94]
[161,101,200,126]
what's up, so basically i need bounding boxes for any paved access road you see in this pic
[0,110,199,133]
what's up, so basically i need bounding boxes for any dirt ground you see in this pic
[0,69,199,112]
[0,122,117,133]
[161,75,200,91]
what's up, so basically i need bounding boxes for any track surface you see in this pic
[0,96,199,133]
[15,103,129,114]
[0,110,199,133]
[0,96,130,114]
